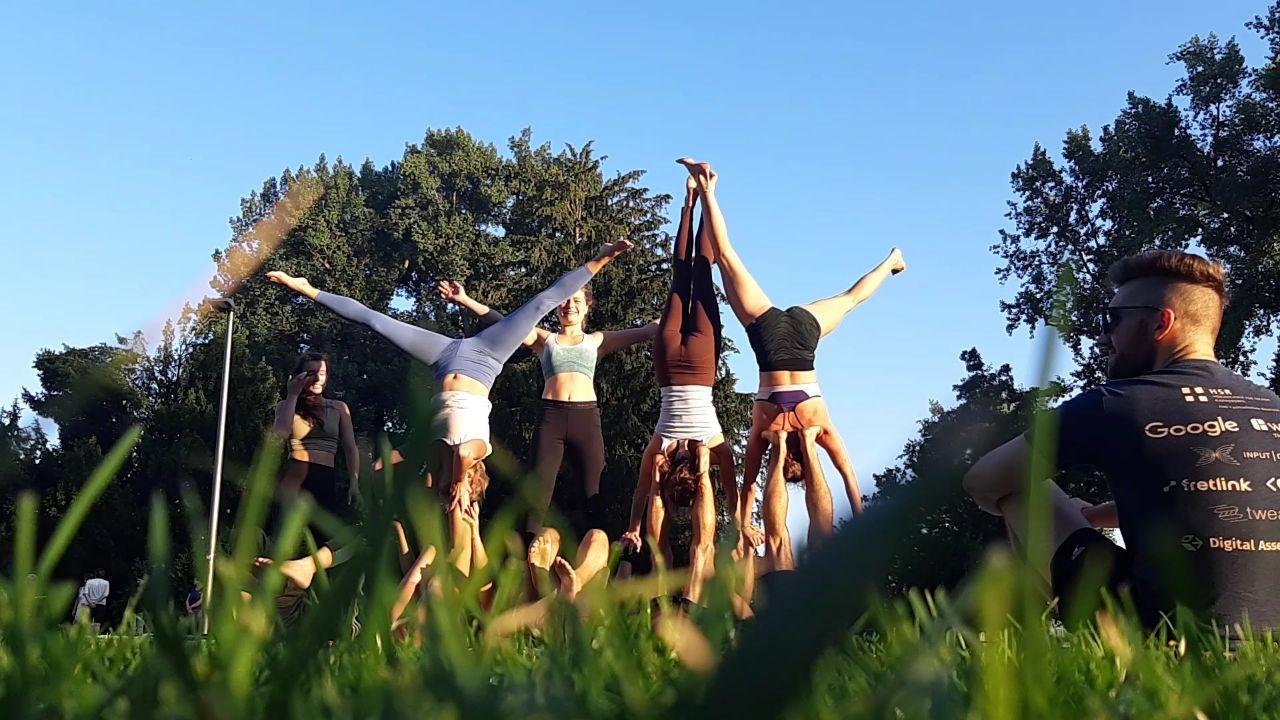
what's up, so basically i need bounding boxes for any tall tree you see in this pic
[868,349,1105,595]
[995,3,1280,388]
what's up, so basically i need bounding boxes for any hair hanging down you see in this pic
[445,461,490,508]
[291,351,329,427]
[469,461,489,504]
[661,440,701,508]
[1108,251,1227,301]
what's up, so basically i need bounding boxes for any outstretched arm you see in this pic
[437,280,545,348]
[740,430,766,529]
[709,442,739,530]
[598,321,659,356]
[815,427,863,515]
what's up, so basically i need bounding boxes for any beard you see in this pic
[1106,345,1157,380]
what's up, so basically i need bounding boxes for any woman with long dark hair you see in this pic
[270,352,360,544]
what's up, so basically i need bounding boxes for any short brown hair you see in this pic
[1108,250,1226,300]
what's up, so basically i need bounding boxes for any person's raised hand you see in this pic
[436,280,469,305]
[286,371,313,398]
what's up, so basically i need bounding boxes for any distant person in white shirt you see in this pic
[72,570,110,629]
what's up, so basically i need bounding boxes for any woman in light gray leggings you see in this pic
[265,239,633,574]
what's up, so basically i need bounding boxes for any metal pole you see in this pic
[203,300,236,635]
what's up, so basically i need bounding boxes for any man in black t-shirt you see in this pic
[964,250,1280,630]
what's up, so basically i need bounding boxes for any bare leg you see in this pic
[552,529,610,602]
[761,431,795,572]
[390,545,438,627]
[254,545,335,590]
[687,475,718,605]
[998,480,1093,583]
[486,529,611,639]
[800,426,834,544]
[393,521,414,575]
[800,248,906,338]
[677,159,773,327]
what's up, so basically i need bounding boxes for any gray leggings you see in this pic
[315,264,594,389]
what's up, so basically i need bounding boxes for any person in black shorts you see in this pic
[964,250,1280,630]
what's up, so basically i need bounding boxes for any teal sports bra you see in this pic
[540,333,599,381]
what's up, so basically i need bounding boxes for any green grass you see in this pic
[4,328,1279,720]
[3,433,1280,719]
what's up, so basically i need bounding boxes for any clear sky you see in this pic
[0,1,1269,537]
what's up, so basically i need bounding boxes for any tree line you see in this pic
[2,1,1278,615]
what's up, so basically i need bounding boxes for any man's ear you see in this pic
[1154,307,1177,341]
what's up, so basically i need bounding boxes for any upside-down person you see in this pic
[677,158,904,549]
[438,279,655,537]
[619,177,750,606]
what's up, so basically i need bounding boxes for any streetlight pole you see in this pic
[202,297,236,636]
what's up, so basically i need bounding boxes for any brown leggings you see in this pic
[653,201,721,387]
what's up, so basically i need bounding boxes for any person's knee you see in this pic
[582,529,609,556]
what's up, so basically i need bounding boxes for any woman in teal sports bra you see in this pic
[439,281,656,535]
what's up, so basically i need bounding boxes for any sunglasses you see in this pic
[1100,305,1163,334]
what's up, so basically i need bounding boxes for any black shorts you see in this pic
[745,306,820,373]
[1050,528,1133,624]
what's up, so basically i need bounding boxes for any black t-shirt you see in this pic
[1043,359,1280,628]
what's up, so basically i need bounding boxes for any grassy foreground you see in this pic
[3,430,1279,719]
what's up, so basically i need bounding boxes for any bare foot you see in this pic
[676,158,717,193]
[527,529,560,571]
[552,557,581,602]
[886,248,906,275]
[265,270,320,300]
[256,556,318,590]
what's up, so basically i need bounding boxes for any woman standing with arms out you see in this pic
[437,280,656,535]
[619,177,752,606]
[269,352,360,546]
[677,158,905,542]
[265,240,632,574]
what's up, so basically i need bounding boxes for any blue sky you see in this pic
[0,1,1270,535]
